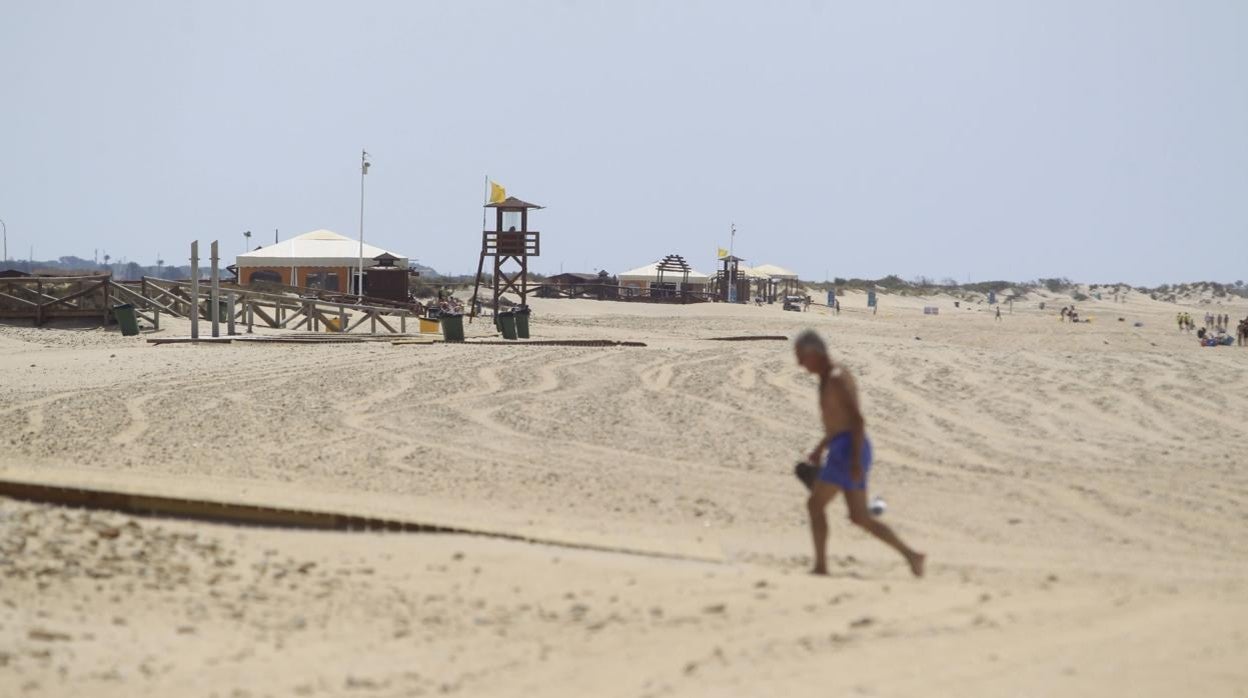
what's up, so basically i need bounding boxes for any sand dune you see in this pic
[2,291,1247,696]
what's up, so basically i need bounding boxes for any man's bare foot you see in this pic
[811,564,829,576]
[908,552,926,578]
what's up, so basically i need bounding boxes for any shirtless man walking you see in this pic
[795,330,925,577]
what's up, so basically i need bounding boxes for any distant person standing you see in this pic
[793,331,925,578]
[995,305,1002,321]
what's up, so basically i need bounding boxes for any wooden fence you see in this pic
[126,277,420,334]
[0,274,420,335]
[0,274,121,325]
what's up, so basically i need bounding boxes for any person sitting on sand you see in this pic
[793,330,925,578]
[1061,306,1069,322]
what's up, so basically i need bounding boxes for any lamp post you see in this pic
[243,230,251,253]
[358,149,370,298]
[1,218,6,263]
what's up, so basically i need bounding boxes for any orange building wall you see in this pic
[239,265,352,292]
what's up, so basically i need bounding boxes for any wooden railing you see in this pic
[120,277,421,334]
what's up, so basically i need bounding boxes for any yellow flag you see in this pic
[489,181,507,204]
[717,247,729,259]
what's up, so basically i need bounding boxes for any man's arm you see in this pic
[807,433,832,465]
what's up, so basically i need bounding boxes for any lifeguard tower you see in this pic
[471,196,542,317]
[716,254,749,303]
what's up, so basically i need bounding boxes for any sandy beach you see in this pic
[3,290,1247,697]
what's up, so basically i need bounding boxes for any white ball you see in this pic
[869,496,887,516]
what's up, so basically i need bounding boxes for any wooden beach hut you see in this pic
[236,230,409,294]
[617,258,711,297]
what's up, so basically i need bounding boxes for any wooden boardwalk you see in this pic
[1,273,424,335]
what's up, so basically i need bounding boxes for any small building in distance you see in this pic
[547,272,601,286]
[540,271,618,299]
[236,230,409,295]
[749,263,801,301]
[617,258,711,297]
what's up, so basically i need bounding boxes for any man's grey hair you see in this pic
[794,329,827,357]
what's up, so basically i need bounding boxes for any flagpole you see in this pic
[482,174,489,229]
[470,175,490,322]
[358,149,369,299]
[730,222,736,257]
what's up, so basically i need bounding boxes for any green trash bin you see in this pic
[515,305,531,339]
[497,310,518,340]
[439,313,465,343]
[113,304,140,337]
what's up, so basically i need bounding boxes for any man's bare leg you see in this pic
[844,489,925,577]
[807,483,840,575]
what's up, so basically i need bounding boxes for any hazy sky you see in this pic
[2,1,1245,284]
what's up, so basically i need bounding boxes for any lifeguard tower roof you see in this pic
[485,196,543,209]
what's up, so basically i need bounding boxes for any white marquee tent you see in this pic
[748,263,799,280]
[617,261,712,286]
[237,230,408,268]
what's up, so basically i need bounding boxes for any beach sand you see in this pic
[2,291,1247,697]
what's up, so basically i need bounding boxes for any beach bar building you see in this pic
[236,230,409,294]
[618,257,711,297]
[749,263,800,302]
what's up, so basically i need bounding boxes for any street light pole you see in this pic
[1,218,6,263]
[358,149,370,298]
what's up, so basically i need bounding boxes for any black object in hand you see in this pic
[794,462,818,491]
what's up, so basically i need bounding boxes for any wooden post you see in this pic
[370,312,376,334]
[226,291,236,335]
[400,314,406,333]
[246,301,254,333]
[210,240,220,338]
[190,241,199,339]
[153,308,160,331]
[339,307,346,333]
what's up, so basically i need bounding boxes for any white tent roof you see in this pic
[618,260,711,284]
[237,230,409,268]
[749,263,799,279]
